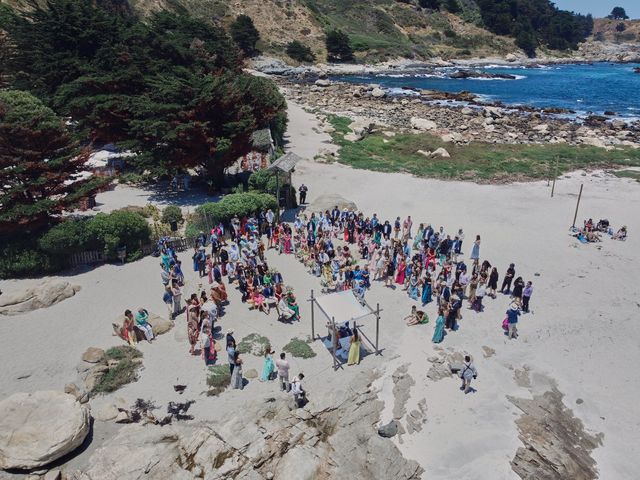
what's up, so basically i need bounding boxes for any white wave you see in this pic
[473,75,527,81]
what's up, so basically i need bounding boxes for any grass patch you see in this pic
[236,333,271,356]
[92,346,143,394]
[327,116,640,182]
[283,337,317,359]
[613,169,640,182]
[207,365,231,395]
[105,345,143,361]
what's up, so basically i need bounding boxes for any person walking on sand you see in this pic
[501,263,515,294]
[458,355,477,394]
[276,352,290,391]
[522,281,533,313]
[507,302,521,339]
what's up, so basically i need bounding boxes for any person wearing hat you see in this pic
[506,302,521,339]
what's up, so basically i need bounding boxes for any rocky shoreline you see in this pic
[274,76,640,150]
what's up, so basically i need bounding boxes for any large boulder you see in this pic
[0,282,80,316]
[81,347,106,364]
[306,194,358,214]
[410,117,437,131]
[146,313,174,336]
[0,391,90,470]
[113,312,173,340]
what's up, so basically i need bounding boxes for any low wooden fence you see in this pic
[68,236,197,268]
[69,250,107,267]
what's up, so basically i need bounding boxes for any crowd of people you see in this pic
[115,199,539,399]
[149,216,310,396]
[259,207,534,343]
[571,218,628,243]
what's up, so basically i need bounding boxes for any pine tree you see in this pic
[0,90,106,230]
[325,29,354,62]
[608,7,628,20]
[230,14,260,57]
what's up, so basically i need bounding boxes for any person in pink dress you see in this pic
[395,258,407,285]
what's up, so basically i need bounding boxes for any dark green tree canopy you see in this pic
[230,14,260,57]
[0,1,287,183]
[476,0,593,56]
[608,7,629,20]
[418,0,440,8]
[0,90,106,230]
[286,40,316,63]
[326,29,354,62]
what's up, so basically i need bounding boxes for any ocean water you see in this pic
[333,63,640,119]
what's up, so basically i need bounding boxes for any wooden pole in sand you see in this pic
[310,289,315,340]
[275,171,280,223]
[572,184,584,228]
[332,316,338,370]
[375,303,380,355]
[551,156,559,197]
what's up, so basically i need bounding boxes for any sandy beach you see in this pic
[1,100,639,479]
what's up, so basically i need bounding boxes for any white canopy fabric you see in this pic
[315,290,372,324]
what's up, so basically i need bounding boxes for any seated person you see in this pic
[250,289,270,315]
[613,226,627,241]
[278,297,296,320]
[132,308,154,342]
[407,309,428,326]
[585,231,602,242]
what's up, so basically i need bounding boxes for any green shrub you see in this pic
[237,333,271,356]
[283,337,316,359]
[92,359,141,394]
[39,218,93,255]
[106,345,143,361]
[87,210,151,256]
[161,205,183,224]
[39,211,151,259]
[190,192,277,232]
[0,242,59,279]
[207,365,231,395]
[286,40,316,62]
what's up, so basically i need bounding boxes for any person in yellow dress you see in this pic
[347,329,361,366]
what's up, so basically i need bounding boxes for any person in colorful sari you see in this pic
[121,312,137,346]
[286,291,300,320]
[407,274,420,300]
[421,275,433,306]
[260,346,275,381]
[347,329,361,366]
[395,258,406,285]
[432,308,446,343]
[187,299,200,355]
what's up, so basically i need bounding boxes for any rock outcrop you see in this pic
[509,387,603,480]
[0,391,90,470]
[0,282,80,316]
[73,372,422,480]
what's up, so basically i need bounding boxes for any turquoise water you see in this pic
[333,63,640,119]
